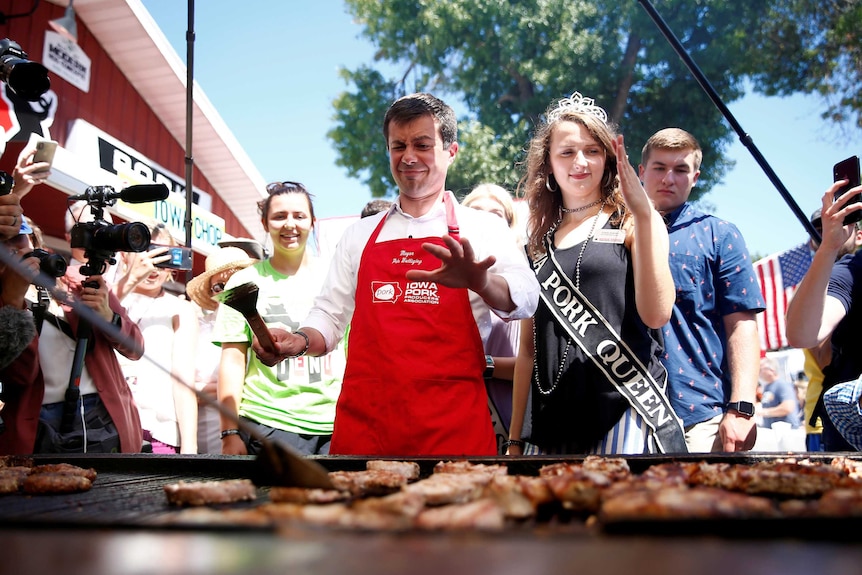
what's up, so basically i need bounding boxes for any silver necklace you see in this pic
[560,198,601,214]
[534,198,607,395]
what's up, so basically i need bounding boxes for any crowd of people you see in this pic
[0,90,860,458]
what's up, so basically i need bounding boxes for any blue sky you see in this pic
[140,1,862,257]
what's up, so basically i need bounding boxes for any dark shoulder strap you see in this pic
[29,287,51,335]
[32,302,76,341]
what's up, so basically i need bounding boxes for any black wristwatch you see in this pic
[111,312,122,329]
[483,355,495,380]
[726,401,755,418]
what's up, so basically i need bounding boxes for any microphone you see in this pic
[68,184,170,205]
[116,184,170,203]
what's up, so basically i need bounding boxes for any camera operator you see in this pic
[0,213,145,455]
[0,135,49,358]
[0,137,54,430]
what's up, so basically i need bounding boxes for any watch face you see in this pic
[730,401,755,417]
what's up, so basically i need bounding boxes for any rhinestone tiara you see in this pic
[546,91,608,124]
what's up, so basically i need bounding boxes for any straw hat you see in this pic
[186,246,257,311]
[218,237,267,260]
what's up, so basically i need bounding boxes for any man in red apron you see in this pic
[252,93,538,456]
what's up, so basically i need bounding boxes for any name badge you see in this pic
[592,229,626,244]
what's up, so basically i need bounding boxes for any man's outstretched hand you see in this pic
[405,234,495,293]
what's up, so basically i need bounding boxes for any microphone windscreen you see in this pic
[118,184,170,204]
[0,306,36,370]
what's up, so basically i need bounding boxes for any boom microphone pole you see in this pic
[636,0,822,245]
[184,0,195,284]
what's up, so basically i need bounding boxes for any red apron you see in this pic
[330,195,495,456]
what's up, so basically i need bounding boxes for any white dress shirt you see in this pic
[304,191,539,351]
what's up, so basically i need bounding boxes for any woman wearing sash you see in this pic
[508,92,685,455]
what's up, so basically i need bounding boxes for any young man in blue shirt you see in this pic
[640,128,764,452]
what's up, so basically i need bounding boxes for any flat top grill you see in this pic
[6,453,862,575]
[2,452,862,537]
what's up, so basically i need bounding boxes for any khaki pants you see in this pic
[684,413,723,453]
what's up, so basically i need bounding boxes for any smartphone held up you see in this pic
[27,132,57,169]
[833,155,862,226]
[151,244,193,271]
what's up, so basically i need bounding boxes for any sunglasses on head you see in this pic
[265,181,306,195]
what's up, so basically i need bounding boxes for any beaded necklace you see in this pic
[534,197,607,395]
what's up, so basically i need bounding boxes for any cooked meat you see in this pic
[581,455,632,482]
[164,478,257,506]
[0,467,30,494]
[23,472,92,494]
[327,469,408,497]
[259,502,349,527]
[433,461,507,477]
[483,474,553,519]
[365,460,421,481]
[415,498,506,531]
[268,486,350,504]
[690,460,846,497]
[600,486,778,522]
[30,463,97,482]
[544,468,611,512]
[404,472,493,506]
[0,455,33,469]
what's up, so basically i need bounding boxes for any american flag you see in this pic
[753,243,813,351]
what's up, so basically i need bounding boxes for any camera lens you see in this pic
[0,39,50,102]
[39,252,67,277]
[22,249,67,278]
[123,222,151,252]
[3,59,50,101]
[91,222,151,253]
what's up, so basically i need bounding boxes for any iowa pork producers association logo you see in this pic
[372,281,402,303]
[403,281,439,305]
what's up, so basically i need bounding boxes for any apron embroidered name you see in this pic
[534,242,688,454]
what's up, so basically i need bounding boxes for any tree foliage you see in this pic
[743,0,862,131]
[328,0,860,200]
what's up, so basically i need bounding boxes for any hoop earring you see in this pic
[601,170,614,193]
[545,173,558,192]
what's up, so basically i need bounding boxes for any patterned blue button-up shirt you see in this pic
[662,203,765,427]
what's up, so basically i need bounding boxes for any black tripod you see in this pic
[59,315,91,435]
[32,283,92,436]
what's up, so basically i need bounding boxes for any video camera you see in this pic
[0,38,50,101]
[68,184,170,277]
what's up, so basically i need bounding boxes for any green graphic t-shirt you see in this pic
[211,257,344,434]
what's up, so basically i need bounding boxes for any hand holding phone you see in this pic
[26,133,58,169]
[151,244,193,271]
[833,155,862,226]
[33,140,57,165]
